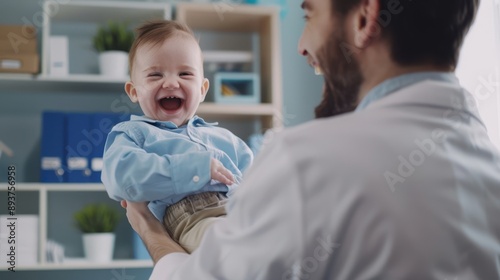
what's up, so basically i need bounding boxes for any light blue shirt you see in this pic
[101,115,253,220]
[356,71,459,111]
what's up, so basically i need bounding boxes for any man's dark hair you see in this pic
[332,0,480,68]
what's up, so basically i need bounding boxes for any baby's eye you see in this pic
[147,72,162,77]
[179,72,193,76]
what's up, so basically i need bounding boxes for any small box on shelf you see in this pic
[0,25,37,53]
[214,72,260,104]
[0,25,40,74]
[0,53,39,74]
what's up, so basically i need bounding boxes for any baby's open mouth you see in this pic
[160,96,183,111]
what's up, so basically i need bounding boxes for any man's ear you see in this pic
[200,78,209,102]
[125,81,139,103]
[352,0,381,49]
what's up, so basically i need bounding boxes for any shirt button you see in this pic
[193,175,200,183]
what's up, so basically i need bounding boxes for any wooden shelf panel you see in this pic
[203,51,253,63]
[198,103,276,116]
[176,3,278,32]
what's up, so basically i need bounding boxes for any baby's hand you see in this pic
[210,158,235,185]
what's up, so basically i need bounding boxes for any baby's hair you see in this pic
[128,19,196,75]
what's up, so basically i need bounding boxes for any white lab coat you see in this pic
[151,80,500,280]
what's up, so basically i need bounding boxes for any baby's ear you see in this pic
[200,78,210,102]
[125,81,139,103]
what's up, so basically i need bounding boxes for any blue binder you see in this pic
[89,113,122,182]
[66,112,92,182]
[40,112,67,182]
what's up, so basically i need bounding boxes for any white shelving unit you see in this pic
[176,3,283,129]
[0,1,283,273]
[0,1,282,123]
[41,0,171,78]
[0,183,153,271]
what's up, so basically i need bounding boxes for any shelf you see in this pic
[0,73,36,81]
[203,51,253,63]
[0,259,153,271]
[37,74,129,83]
[198,103,275,116]
[0,74,126,92]
[40,0,171,79]
[0,73,127,83]
[2,183,105,192]
[177,2,283,122]
[49,1,169,24]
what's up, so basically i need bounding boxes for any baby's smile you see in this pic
[159,96,184,112]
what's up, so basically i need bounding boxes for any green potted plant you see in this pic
[92,21,134,78]
[74,203,120,262]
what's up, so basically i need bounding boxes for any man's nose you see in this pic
[298,33,308,56]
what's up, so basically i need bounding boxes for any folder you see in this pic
[66,112,92,182]
[40,111,67,182]
[89,113,122,182]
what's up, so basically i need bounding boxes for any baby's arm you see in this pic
[102,129,212,202]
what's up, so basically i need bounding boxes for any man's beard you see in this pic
[315,26,363,118]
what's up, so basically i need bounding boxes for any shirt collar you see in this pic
[355,71,459,112]
[130,115,217,128]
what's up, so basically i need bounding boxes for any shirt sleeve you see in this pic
[101,127,212,202]
[149,134,304,279]
[233,134,254,173]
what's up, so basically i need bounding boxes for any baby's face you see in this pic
[127,34,208,126]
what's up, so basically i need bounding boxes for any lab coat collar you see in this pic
[356,71,459,112]
[365,78,485,129]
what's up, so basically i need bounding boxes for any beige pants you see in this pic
[163,192,227,253]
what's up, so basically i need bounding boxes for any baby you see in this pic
[101,20,253,253]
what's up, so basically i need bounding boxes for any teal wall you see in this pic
[0,0,322,279]
[280,1,324,127]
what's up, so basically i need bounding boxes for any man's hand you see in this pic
[211,158,235,185]
[120,200,154,234]
[121,200,186,263]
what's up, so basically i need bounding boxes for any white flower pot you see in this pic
[82,233,115,262]
[98,51,128,78]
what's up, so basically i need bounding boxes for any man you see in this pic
[123,0,500,279]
